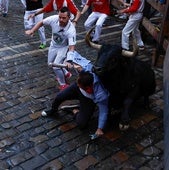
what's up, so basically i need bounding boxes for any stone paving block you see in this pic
[155,140,164,151]
[29,111,41,120]
[40,159,63,170]
[60,134,90,152]
[9,151,32,166]
[18,116,32,124]
[16,123,32,132]
[58,128,82,143]
[33,126,46,134]
[1,122,12,129]
[32,143,49,155]
[142,146,161,157]
[58,122,77,132]
[0,102,11,111]
[140,113,158,124]
[29,135,49,145]
[41,146,64,161]
[43,119,66,130]
[2,113,18,122]
[20,155,46,170]
[111,151,129,164]
[47,137,62,148]
[0,97,6,102]
[94,156,118,169]
[0,137,15,148]
[58,151,83,166]
[7,99,21,107]
[0,129,18,141]
[93,145,114,161]
[0,160,10,170]
[134,143,144,152]
[74,155,98,170]
[104,130,122,142]
[130,118,146,129]
[121,155,147,169]
[147,157,164,170]
[46,128,61,138]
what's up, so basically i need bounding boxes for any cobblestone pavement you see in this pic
[0,1,164,170]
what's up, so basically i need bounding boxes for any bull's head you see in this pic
[85,27,138,57]
[92,44,122,76]
[85,27,138,76]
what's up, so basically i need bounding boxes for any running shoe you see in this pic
[39,44,46,49]
[59,84,69,91]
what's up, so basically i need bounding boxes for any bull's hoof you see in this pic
[119,120,130,131]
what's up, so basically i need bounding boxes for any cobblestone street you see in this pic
[0,0,164,169]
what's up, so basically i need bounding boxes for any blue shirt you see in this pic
[66,50,109,129]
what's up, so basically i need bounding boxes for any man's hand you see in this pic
[72,21,77,27]
[25,30,34,37]
[65,61,74,69]
[117,9,126,14]
[28,13,35,20]
[95,128,104,136]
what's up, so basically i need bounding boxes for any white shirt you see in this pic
[43,15,76,48]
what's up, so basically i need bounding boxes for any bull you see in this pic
[86,28,156,130]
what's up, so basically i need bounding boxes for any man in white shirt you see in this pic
[25,7,76,90]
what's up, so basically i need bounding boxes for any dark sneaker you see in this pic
[2,13,7,17]
[41,110,55,117]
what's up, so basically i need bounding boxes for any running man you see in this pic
[25,7,76,91]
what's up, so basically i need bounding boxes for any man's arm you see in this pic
[72,10,81,26]
[68,45,75,52]
[28,0,54,19]
[25,21,44,36]
[81,5,89,15]
[118,0,140,14]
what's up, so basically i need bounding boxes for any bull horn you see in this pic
[85,27,102,49]
[122,38,138,57]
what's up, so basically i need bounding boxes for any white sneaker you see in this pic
[41,111,48,117]
[119,15,127,19]
[41,110,54,117]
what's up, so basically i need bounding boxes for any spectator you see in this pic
[81,0,110,44]
[21,0,46,49]
[28,0,81,27]
[0,0,9,17]
[118,0,145,51]
[25,7,76,90]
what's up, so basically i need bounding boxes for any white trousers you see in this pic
[0,0,9,13]
[84,12,108,41]
[48,45,69,85]
[24,9,46,45]
[122,12,144,50]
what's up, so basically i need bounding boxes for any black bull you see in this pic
[92,44,156,130]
